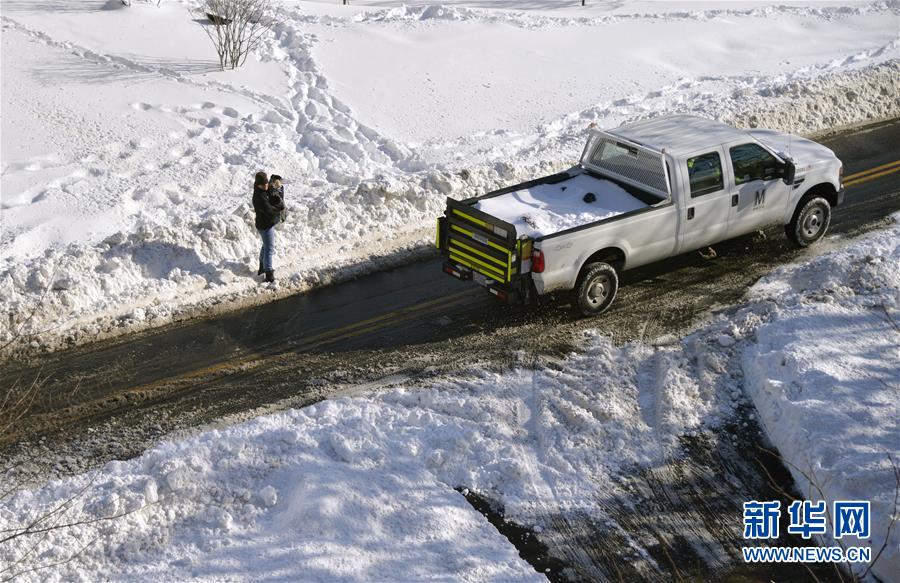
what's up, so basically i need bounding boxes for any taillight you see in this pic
[532,249,545,273]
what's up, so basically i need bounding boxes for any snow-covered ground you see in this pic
[2,0,898,353]
[742,221,900,580]
[2,215,897,581]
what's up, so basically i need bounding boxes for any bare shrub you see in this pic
[195,0,276,71]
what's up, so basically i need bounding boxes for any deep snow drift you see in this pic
[2,216,897,581]
[2,1,899,354]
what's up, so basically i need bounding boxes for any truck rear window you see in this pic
[687,152,723,197]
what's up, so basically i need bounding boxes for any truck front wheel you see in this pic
[574,262,618,317]
[786,196,831,247]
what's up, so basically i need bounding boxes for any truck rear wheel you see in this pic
[786,196,831,247]
[574,262,618,317]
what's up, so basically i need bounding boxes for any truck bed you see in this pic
[473,172,650,238]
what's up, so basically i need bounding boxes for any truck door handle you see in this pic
[731,194,739,207]
[687,207,694,220]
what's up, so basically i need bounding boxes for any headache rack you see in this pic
[580,129,672,200]
[436,198,531,302]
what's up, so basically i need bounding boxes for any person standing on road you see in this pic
[252,171,284,283]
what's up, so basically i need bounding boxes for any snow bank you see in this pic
[741,216,900,581]
[2,1,899,357]
[474,173,648,237]
[351,2,897,28]
[0,329,742,580]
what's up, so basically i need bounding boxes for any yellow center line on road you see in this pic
[293,293,479,352]
[287,288,477,352]
[844,165,900,187]
[115,288,482,394]
[843,159,900,181]
[290,288,476,344]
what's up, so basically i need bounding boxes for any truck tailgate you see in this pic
[438,198,520,287]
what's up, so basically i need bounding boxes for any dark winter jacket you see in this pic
[253,186,284,230]
[269,184,287,223]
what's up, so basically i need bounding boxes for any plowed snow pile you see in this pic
[2,0,899,353]
[2,215,897,581]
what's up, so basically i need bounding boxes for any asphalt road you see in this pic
[2,117,899,582]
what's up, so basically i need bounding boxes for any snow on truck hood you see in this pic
[473,173,647,238]
[749,129,839,170]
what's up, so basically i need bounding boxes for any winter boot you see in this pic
[258,262,265,276]
[265,270,275,283]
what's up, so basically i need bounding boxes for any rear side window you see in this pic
[730,143,779,185]
[687,152,723,197]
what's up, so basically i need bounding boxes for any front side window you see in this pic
[687,152,723,197]
[730,143,779,185]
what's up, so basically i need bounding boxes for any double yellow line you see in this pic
[843,159,900,187]
[116,288,480,397]
[289,288,476,351]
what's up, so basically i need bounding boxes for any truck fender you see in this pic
[783,179,840,224]
[573,245,628,286]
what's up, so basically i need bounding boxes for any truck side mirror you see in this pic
[782,160,795,186]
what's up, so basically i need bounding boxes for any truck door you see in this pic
[678,147,731,253]
[727,143,791,236]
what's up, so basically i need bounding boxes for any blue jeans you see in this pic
[258,227,276,271]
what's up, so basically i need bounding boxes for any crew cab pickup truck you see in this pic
[436,115,844,315]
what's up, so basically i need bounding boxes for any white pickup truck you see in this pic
[436,115,845,315]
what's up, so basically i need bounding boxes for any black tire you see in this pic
[786,196,831,247]
[574,262,618,317]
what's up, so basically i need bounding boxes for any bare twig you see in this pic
[876,304,900,334]
[1,537,96,582]
[757,446,900,582]
[756,446,847,582]
[860,453,900,579]
[0,264,58,354]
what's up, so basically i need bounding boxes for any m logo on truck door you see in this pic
[754,189,766,208]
